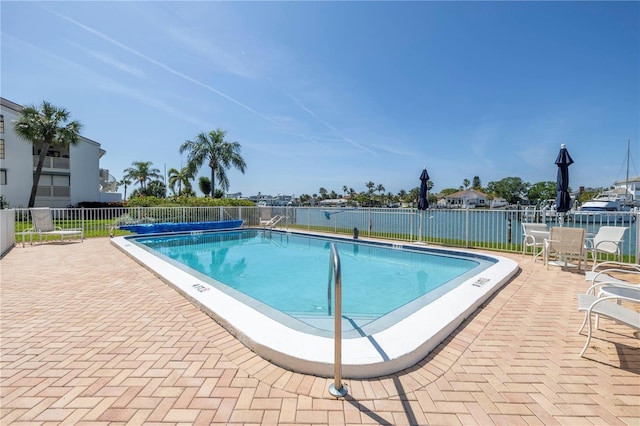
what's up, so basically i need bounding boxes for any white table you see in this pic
[599,285,640,302]
[528,230,549,261]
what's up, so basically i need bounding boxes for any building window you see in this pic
[0,115,4,133]
[0,169,6,185]
[36,174,70,197]
[0,139,4,159]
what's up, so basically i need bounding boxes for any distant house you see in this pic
[0,97,118,207]
[613,176,640,204]
[318,198,348,207]
[445,189,488,208]
[490,197,508,208]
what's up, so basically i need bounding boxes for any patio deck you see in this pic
[1,238,638,425]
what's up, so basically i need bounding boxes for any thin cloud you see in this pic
[165,27,259,80]
[372,143,414,157]
[45,6,284,128]
[289,94,379,157]
[40,4,382,160]
[5,34,209,129]
[71,42,147,79]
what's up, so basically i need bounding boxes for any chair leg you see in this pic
[577,313,588,334]
[579,311,594,357]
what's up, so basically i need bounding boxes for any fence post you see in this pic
[465,208,470,248]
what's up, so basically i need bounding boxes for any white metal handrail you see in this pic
[327,243,347,398]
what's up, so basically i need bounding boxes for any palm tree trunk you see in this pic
[28,143,50,208]
[210,166,216,196]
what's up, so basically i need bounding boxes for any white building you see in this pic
[444,189,489,208]
[0,97,118,208]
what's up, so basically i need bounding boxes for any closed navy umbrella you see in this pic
[418,167,430,242]
[555,144,574,214]
[418,168,430,211]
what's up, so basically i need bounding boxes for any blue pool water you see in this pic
[132,230,494,337]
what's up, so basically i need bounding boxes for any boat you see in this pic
[489,198,508,209]
[540,199,575,222]
[573,140,638,223]
[573,193,636,223]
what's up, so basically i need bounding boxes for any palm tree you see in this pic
[409,187,420,206]
[398,189,407,203]
[318,187,328,200]
[180,129,246,195]
[146,180,167,198]
[117,177,131,201]
[167,166,193,196]
[123,161,163,191]
[198,176,212,197]
[365,181,375,206]
[376,184,386,205]
[13,101,82,207]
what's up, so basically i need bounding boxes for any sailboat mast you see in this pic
[626,139,630,203]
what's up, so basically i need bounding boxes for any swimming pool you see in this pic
[112,230,519,378]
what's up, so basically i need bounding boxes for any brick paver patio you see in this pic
[1,237,638,425]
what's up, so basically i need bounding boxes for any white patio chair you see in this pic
[544,226,585,271]
[584,226,628,268]
[577,282,640,357]
[521,222,549,261]
[22,207,84,246]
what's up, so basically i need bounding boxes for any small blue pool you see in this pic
[113,229,519,378]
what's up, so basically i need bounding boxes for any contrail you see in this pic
[289,94,379,156]
[45,6,284,128]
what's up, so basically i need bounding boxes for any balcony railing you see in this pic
[32,156,70,170]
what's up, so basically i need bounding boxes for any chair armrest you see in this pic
[590,260,640,272]
[593,239,623,249]
[591,268,640,285]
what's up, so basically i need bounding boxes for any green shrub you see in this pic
[125,195,255,208]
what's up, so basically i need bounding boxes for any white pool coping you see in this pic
[111,232,519,378]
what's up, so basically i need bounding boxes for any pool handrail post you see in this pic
[328,243,348,398]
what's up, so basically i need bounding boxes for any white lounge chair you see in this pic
[584,226,628,267]
[260,215,283,228]
[22,207,84,246]
[577,282,640,357]
[585,260,640,285]
[521,222,549,261]
[544,226,585,271]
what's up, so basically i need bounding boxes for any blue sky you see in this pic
[2,1,639,198]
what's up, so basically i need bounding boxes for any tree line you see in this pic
[13,101,246,206]
[302,177,568,207]
[119,129,246,200]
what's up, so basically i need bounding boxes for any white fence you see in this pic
[7,206,640,262]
